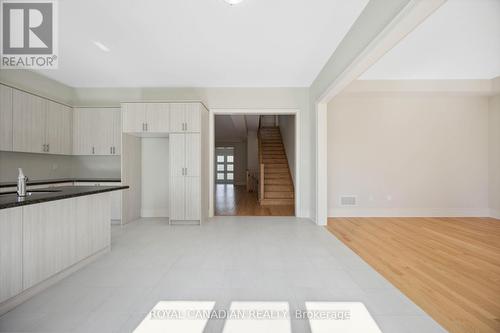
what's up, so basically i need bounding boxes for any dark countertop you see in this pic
[0,178,121,188]
[0,185,129,210]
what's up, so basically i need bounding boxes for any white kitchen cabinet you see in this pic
[0,85,13,151]
[122,103,147,133]
[185,177,200,220]
[12,89,47,153]
[22,198,75,289]
[112,109,122,155]
[74,182,122,221]
[185,133,200,177]
[12,89,73,155]
[169,177,185,221]
[22,193,110,289]
[146,103,170,132]
[169,103,201,133]
[169,133,201,222]
[46,101,73,155]
[73,108,120,155]
[122,103,169,133]
[0,207,22,303]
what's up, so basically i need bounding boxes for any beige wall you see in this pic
[327,94,490,217]
[490,94,500,218]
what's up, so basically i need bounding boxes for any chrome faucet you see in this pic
[17,168,28,197]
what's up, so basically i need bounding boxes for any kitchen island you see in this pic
[0,185,128,315]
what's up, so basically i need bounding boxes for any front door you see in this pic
[215,146,235,184]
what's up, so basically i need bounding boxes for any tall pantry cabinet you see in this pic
[120,102,209,224]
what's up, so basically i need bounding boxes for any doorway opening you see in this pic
[214,114,296,216]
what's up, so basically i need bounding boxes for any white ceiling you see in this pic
[361,0,500,80]
[215,115,259,141]
[39,0,368,87]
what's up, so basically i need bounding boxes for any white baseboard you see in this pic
[0,246,110,316]
[490,209,500,220]
[141,208,169,218]
[329,207,490,218]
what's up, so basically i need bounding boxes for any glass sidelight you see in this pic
[215,146,235,184]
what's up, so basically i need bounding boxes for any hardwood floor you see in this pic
[327,217,500,333]
[215,184,294,216]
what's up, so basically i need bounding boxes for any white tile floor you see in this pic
[0,217,447,333]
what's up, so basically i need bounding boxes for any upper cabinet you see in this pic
[73,108,121,155]
[122,103,170,133]
[46,101,73,155]
[0,85,13,151]
[12,89,47,153]
[11,89,72,155]
[10,88,72,155]
[170,103,201,133]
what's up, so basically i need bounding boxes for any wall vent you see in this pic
[340,195,357,206]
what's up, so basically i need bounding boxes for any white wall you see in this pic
[141,138,169,217]
[490,94,500,219]
[327,94,490,217]
[247,131,259,174]
[279,115,296,186]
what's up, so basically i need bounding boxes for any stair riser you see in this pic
[265,174,291,179]
[265,185,294,192]
[260,199,294,206]
[265,192,294,199]
[265,179,292,185]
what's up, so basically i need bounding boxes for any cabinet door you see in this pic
[170,177,185,220]
[46,101,72,155]
[95,108,114,155]
[122,103,146,133]
[23,199,75,289]
[0,207,22,303]
[185,177,200,220]
[73,108,96,155]
[169,133,185,178]
[185,133,200,177]
[185,103,201,133]
[146,103,169,132]
[169,103,185,132]
[0,85,13,151]
[112,108,121,155]
[13,90,47,153]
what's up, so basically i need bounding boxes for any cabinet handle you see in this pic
[92,146,95,155]
[185,167,187,175]
[185,122,187,131]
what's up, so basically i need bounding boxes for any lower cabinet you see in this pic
[0,208,22,303]
[22,193,110,289]
[73,182,122,221]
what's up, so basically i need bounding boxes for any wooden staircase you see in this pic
[258,126,294,206]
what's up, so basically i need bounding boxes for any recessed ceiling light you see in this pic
[93,41,110,52]
[224,0,244,6]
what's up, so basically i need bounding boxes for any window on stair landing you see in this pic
[216,146,235,184]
